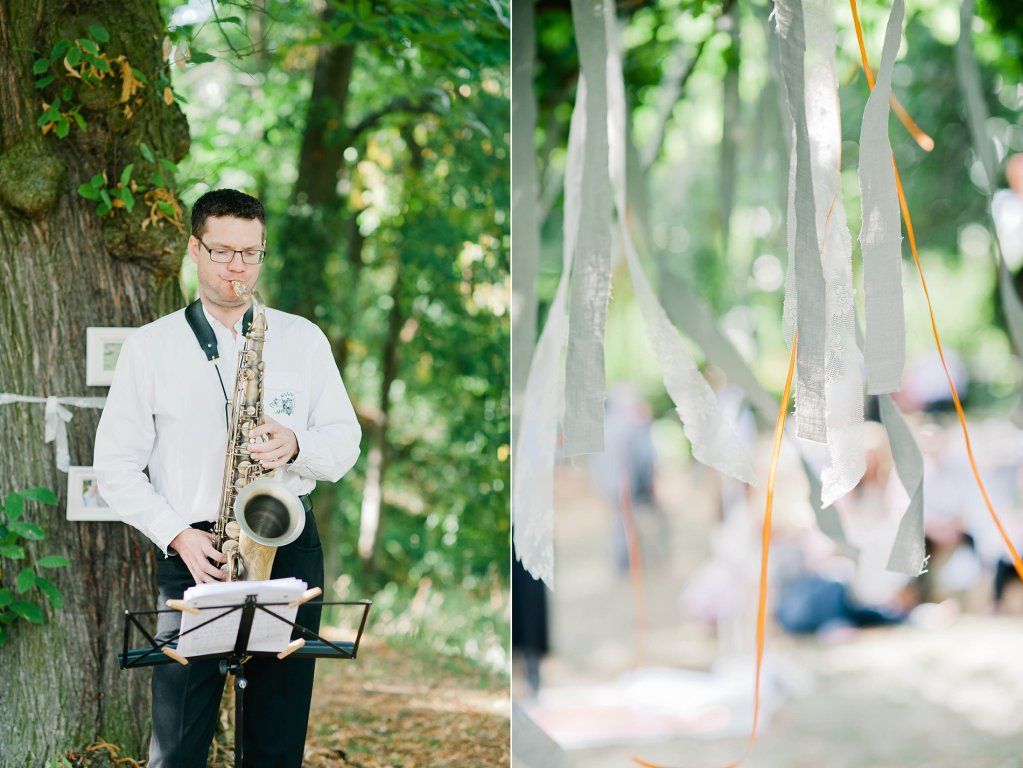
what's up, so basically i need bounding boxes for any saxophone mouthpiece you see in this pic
[231,280,249,299]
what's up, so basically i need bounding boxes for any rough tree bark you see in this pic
[0,1,188,763]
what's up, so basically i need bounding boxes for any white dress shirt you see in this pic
[94,304,361,554]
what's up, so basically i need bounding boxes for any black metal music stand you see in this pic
[119,592,371,768]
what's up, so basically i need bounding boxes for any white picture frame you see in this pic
[66,465,120,522]
[86,327,133,387]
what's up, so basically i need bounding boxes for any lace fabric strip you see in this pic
[804,0,866,507]
[858,0,906,394]
[563,0,613,457]
[776,0,828,443]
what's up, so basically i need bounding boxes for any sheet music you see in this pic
[175,578,307,657]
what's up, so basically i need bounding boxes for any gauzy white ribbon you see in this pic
[606,6,757,486]
[0,393,107,472]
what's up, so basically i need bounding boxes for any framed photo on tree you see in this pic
[66,465,119,522]
[86,327,133,386]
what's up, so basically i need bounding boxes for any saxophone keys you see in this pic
[225,521,241,540]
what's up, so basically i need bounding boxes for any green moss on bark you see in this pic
[0,141,65,219]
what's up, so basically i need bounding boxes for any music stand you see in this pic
[119,588,371,768]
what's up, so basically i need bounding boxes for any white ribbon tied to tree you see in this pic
[0,393,107,472]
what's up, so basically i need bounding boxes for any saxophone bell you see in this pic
[234,477,306,548]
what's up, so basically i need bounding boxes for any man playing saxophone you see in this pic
[94,188,361,768]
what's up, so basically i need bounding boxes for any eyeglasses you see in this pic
[198,238,265,265]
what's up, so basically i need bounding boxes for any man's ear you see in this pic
[187,235,199,264]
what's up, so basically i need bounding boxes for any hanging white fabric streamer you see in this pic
[605,7,757,486]
[803,0,866,507]
[859,0,906,394]
[0,393,107,472]
[512,75,590,588]
[880,395,928,575]
[563,0,613,457]
[776,0,828,443]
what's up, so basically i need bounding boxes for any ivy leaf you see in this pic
[62,85,73,100]
[32,58,49,74]
[151,173,165,188]
[93,57,112,74]
[66,45,82,67]
[96,201,111,216]
[89,25,110,43]
[19,487,57,505]
[0,627,7,647]
[78,183,99,200]
[189,50,215,64]
[100,188,112,208]
[11,600,44,624]
[34,577,62,610]
[35,75,55,90]
[139,142,155,162]
[119,163,134,186]
[0,545,25,559]
[55,118,70,139]
[0,588,13,608]
[16,568,36,594]
[216,15,243,25]
[158,158,178,173]
[4,493,24,520]
[9,521,44,541]
[36,555,70,568]
[72,111,87,131]
[121,188,135,213]
[77,38,99,55]
[50,39,69,61]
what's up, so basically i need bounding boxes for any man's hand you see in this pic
[170,529,227,584]
[248,415,299,470]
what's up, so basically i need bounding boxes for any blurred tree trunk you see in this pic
[0,0,188,762]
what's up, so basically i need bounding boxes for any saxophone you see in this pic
[212,281,306,581]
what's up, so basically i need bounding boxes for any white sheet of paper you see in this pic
[174,577,307,657]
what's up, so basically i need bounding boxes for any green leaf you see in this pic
[16,568,36,594]
[189,50,215,64]
[5,493,23,520]
[34,577,62,610]
[77,38,99,55]
[0,626,7,647]
[159,158,178,173]
[96,202,111,216]
[150,173,165,188]
[11,600,44,624]
[139,142,155,162]
[19,487,57,505]
[9,521,44,541]
[90,172,104,186]
[216,15,243,25]
[121,188,135,213]
[35,75,55,90]
[0,524,6,538]
[51,39,69,61]
[0,611,13,624]
[100,188,111,207]
[131,67,148,84]
[62,85,73,100]
[93,57,112,74]
[36,555,70,568]
[89,25,110,43]
[0,545,25,559]
[32,58,49,74]
[66,45,81,67]
[72,111,87,131]
[157,201,175,216]
[119,163,134,186]
[51,95,61,110]
[55,118,70,139]
[0,588,13,608]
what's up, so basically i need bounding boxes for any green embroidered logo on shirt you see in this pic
[269,392,295,416]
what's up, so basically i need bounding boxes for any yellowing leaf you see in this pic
[163,86,174,105]
[119,59,137,103]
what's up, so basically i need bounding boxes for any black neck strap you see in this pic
[184,299,253,361]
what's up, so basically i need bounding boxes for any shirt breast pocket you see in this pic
[263,371,304,432]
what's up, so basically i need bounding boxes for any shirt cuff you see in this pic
[153,516,191,558]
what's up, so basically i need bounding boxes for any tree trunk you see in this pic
[0,1,188,762]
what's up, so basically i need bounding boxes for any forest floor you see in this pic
[515,463,1023,768]
[209,638,508,768]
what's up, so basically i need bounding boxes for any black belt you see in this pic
[190,494,312,533]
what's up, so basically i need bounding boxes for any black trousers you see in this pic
[149,505,324,768]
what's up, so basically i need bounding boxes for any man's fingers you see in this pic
[204,542,227,563]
